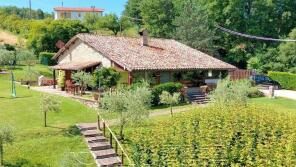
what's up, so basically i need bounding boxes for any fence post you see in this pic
[97,114,100,130]
[121,152,124,165]
[103,122,106,136]
[110,132,113,147]
[115,142,118,154]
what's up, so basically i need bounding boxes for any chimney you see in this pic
[139,29,148,46]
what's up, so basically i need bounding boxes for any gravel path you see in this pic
[260,89,296,100]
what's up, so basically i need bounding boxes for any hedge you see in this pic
[268,71,296,90]
[39,52,55,65]
[151,82,183,105]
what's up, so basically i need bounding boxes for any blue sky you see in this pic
[0,0,128,16]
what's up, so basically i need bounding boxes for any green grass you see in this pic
[0,78,97,166]
[2,64,53,81]
[249,97,296,112]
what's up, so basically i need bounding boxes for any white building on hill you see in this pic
[54,7,104,20]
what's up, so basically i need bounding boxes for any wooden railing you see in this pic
[97,113,133,166]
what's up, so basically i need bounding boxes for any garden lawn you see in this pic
[249,97,296,113]
[2,64,52,81]
[0,78,97,166]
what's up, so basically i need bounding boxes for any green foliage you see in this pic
[125,105,296,166]
[247,87,264,98]
[151,82,182,106]
[175,0,217,54]
[123,0,143,25]
[93,67,121,88]
[268,71,296,90]
[27,19,89,53]
[72,71,95,95]
[0,6,51,19]
[210,78,251,107]
[39,52,55,65]
[57,70,65,88]
[97,14,131,36]
[0,124,14,165]
[160,91,180,116]
[40,94,61,127]
[101,85,151,139]
[18,49,37,67]
[140,0,176,38]
[279,28,296,72]
[0,49,14,69]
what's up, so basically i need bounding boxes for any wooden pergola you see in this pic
[50,61,101,89]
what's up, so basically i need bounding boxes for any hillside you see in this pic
[0,30,20,45]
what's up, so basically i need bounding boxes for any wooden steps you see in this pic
[77,123,122,167]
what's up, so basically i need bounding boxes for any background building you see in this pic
[54,7,104,20]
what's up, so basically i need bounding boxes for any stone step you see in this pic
[86,136,107,143]
[77,123,98,131]
[96,157,122,166]
[89,142,112,151]
[93,149,117,159]
[82,130,103,137]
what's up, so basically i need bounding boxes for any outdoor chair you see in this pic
[65,80,75,94]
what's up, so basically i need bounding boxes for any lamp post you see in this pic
[10,61,16,98]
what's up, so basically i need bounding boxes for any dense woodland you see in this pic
[0,0,295,74]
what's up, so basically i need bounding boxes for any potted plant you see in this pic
[57,70,65,91]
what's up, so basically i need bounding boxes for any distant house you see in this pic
[51,30,236,87]
[53,7,104,20]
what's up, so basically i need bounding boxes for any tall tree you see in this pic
[140,0,176,38]
[123,0,143,25]
[279,28,296,73]
[175,0,218,54]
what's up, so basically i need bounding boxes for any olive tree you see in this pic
[0,49,14,71]
[0,125,14,166]
[160,91,180,117]
[101,84,151,139]
[72,71,95,95]
[40,94,61,127]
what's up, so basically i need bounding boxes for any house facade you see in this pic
[54,7,104,20]
[51,31,236,87]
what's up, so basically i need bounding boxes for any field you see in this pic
[0,77,97,166]
[114,97,296,166]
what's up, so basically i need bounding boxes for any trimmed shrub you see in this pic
[151,82,183,106]
[247,87,264,98]
[39,52,55,65]
[268,71,296,90]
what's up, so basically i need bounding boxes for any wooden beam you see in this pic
[128,72,133,85]
[53,70,56,89]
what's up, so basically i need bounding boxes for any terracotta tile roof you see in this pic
[53,34,237,71]
[51,61,101,70]
[54,7,104,12]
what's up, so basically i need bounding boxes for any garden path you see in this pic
[260,89,296,100]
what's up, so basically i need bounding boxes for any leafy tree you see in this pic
[97,14,131,36]
[18,50,38,87]
[123,0,143,25]
[0,49,14,70]
[175,0,218,54]
[210,78,251,108]
[93,67,121,89]
[160,91,180,116]
[247,48,285,74]
[101,85,151,139]
[40,94,61,127]
[279,28,296,73]
[140,0,176,38]
[83,13,102,31]
[72,71,95,95]
[27,19,89,53]
[0,124,14,166]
